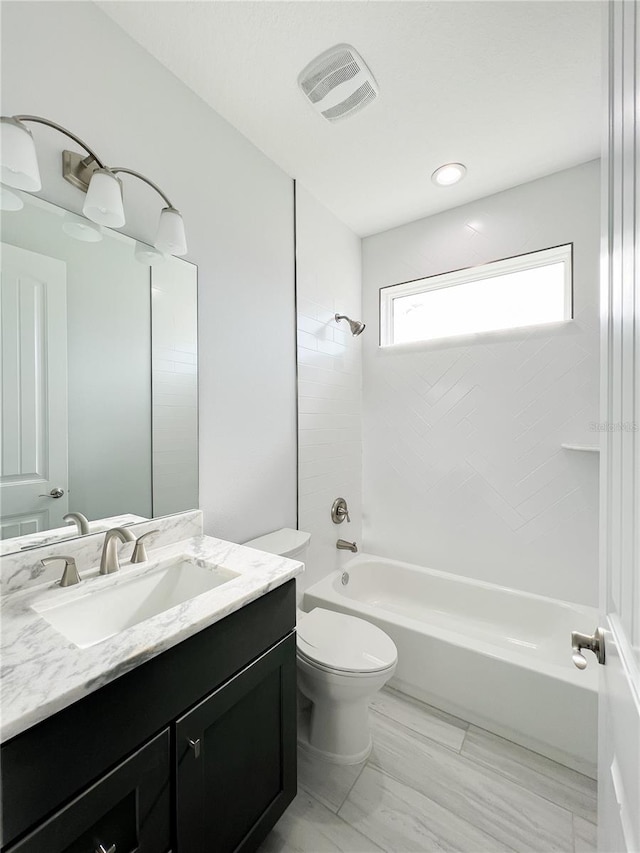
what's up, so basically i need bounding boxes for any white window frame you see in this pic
[379,243,573,347]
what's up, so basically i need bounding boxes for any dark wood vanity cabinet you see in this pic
[176,634,296,852]
[1,581,297,853]
[6,730,171,853]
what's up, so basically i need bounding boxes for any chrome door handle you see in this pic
[39,487,65,499]
[188,737,201,759]
[571,627,605,669]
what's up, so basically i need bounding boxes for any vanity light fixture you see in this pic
[82,168,125,228]
[431,162,467,187]
[154,204,187,256]
[0,115,188,256]
[1,117,41,190]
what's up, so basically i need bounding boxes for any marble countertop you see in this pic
[1,534,302,742]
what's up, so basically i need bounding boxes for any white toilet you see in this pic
[243,527,398,764]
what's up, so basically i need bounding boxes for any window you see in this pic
[380,244,572,347]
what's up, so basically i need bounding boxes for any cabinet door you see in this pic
[7,729,170,853]
[175,632,296,853]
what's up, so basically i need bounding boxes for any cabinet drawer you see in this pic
[6,730,170,853]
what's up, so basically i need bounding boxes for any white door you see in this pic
[597,2,640,850]
[0,242,68,538]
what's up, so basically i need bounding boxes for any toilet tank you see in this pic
[243,528,311,560]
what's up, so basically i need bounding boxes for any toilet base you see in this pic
[297,707,372,765]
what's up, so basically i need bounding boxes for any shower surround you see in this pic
[361,161,601,606]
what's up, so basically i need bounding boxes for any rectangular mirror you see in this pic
[0,191,198,552]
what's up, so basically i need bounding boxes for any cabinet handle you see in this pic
[96,845,116,853]
[188,737,201,759]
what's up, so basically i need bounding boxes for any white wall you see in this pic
[1,2,297,543]
[296,187,362,600]
[362,161,601,606]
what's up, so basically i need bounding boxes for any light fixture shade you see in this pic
[134,241,166,266]
[82,168,125,228]
[62,212,103,242]
[0,185,24,211]
[1,118,41,191]
[154,207,187,256]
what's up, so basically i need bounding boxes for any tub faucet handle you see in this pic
[571,627,605,670]
[331,497,350,524]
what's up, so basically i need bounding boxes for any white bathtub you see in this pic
[303,554,599,778]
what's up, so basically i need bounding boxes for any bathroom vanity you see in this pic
[0,513,301,852]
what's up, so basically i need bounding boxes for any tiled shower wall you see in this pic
[296,187,363,600]
[361,161,601,606]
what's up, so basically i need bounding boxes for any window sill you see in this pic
[378,319,578,353]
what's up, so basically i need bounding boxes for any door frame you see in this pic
[598,1,640,850]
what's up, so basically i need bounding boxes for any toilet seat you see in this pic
[297,608,397,674]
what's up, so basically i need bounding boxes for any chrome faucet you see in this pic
[100,527,136,574]
[63,512,90,535]
[336,539,358,553]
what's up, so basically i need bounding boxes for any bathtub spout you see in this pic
[337,539,358,553]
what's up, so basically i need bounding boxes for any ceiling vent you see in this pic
[298,44,379,123]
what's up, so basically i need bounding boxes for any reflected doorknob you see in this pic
[571,627,606,669]
[39,487,65,499]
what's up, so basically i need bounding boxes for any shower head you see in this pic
[335,313,366,336]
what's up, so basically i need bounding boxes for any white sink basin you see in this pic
[32,557,239,648]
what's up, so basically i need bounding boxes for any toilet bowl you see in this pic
[243,528,398,764]
[297,607,397,763]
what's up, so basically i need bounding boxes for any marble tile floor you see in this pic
[259,687,597,853]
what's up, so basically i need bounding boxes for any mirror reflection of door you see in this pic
[0,192,198,548]
[0,243,69,537]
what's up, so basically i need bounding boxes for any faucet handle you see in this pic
[41,555,82,587]
[131,529,160,564]
[331,498,351,524]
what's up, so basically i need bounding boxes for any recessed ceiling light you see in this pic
[431,163,467,187]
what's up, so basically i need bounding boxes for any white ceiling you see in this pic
[100,1,603,237]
